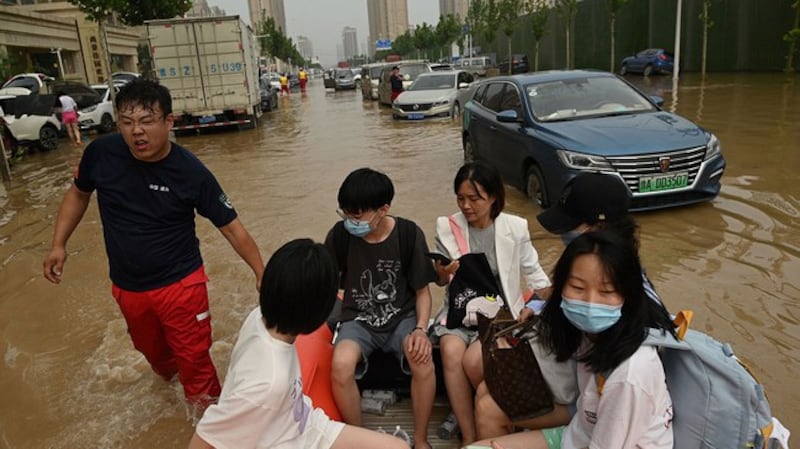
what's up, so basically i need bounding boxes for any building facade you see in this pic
[0,2,141,84]
[296,35,313,62]
[248,0,286,33]
[185,0,226,18]
[366,0,408,57]
[439,0,469,21]
[342,26,358,61]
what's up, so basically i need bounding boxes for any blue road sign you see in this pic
[375,39,392,51]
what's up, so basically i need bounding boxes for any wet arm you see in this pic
[43,185,91,283]
[218,218,264,290]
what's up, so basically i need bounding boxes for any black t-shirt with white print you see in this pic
[74,133,237,291]
[326,218,436,332]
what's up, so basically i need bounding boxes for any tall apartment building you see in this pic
[342,26,358,61]
[248,0,286,33]
[439,0,469,21]
[366,0,408,57]
[185,0,226,18]
[296,35,314,62]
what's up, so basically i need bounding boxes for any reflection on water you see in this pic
[0,74,798,448]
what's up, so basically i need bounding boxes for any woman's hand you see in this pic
[434,259,460,286]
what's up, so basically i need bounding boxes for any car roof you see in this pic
[486,69,614,85]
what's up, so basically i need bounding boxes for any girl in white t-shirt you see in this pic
[189,239,411,449]
[471,231,675,449]
[56,93,81,146]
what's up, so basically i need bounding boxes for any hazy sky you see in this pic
[209,0,440,66]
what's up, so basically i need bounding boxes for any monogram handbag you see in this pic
[480,313,555,422]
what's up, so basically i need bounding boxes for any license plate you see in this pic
[199,115,216,124]
[408,113,424,120]
[639,172,689,193]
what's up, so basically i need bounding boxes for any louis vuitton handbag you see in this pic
[479,312,555,422]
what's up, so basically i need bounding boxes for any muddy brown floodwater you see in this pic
[0,73,797,448]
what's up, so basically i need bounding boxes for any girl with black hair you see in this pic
[189,239,410,449]
[471,231,675,449]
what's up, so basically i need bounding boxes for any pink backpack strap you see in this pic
[448,214,469,255]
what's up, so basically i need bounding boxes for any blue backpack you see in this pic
[597,311,788,449]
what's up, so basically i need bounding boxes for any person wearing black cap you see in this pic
[390,66,404,101]
[536,172,661,305]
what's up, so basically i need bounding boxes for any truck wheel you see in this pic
[38,124,59,151]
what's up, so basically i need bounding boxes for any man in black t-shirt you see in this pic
[43,79,264,413]
[325,168,436,449]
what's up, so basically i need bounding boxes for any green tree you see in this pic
[435,14,463,61]
[469,0,502,50]
[413,23,436,60]
[392,31,416,58]
[785,1,800,72]
[555,0,578,69]
[258,17,305,68]
[524,0,550,72]
[698,0,716,76]
[608,0,628,72]
[497,0,525,74]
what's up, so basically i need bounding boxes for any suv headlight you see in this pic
[556,150,613,170]
[705,133,721,160]
[82,105,97,113]
[433,99,449,106]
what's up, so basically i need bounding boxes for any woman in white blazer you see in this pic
[430,162,551,446]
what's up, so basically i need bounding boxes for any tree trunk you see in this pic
[786,2,800,72]
[508,37,513,74]
[535,40,540,72]
[610,14,616,72]
[566,26,571,69]
[99,19,117,107]
[701,1,709,76]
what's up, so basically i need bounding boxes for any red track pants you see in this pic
[112,266,221,406]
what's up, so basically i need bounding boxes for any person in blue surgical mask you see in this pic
[470,231,676,449]
[324,168,437,449]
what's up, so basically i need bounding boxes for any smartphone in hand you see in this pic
[425,252,452,265]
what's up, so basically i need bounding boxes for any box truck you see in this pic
[145,16,261,132]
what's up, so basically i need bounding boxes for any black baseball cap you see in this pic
[537,173,632,234]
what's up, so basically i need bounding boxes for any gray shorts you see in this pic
[334,315,417,379]
[431,323,479,346]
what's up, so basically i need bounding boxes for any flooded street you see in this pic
[0,72,798,448]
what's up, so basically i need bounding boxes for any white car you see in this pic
[0,73,55,96]
[79,84,118,133]
[0,94,61,153]
[392,70,475,120]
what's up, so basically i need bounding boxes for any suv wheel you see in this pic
[643,65,654,77]
[463,138,475,161]
[619,64,628,75]
[525,165,548,207]
[38,124,59,151]
[100,113,115,133]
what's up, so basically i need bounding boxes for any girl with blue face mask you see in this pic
[471,231,677,449]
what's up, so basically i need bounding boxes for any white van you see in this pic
[455,56,493,77]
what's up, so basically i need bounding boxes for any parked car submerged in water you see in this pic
[392,70,474,120]
[0,94,61,153]
[462,70,725,211]
[620,48,674,76]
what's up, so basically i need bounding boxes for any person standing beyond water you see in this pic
[56,92,81,146]
[390,66,404,101]
[280,72,290,96]
[42,78,265,416]
[299,68,308,93]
